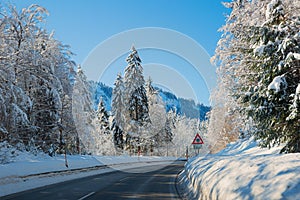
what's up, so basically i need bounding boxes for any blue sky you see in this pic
[7,0,230,105]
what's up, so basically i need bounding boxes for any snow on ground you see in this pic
[0,151,176,197]
[179,137,300,200]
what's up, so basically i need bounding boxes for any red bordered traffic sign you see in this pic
[192,133,204,144]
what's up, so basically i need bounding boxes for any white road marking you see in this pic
[78,192,95,200]
[119,177,130,182]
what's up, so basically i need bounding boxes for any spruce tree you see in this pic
[112,73,125,150]
[214,0,300,153]
[124,46,150,123]
[96,98,110,135]
[250,0,300,153]
[123,46,150,152]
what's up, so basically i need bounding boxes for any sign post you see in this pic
[186,146,189,160]
[192,133,204,155]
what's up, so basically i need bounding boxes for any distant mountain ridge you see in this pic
[89,81,112,111]
[89,81,210,120]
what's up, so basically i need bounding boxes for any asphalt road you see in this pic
[2,161,184,200]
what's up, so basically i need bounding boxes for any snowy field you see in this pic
[179,137,300,200]
[0,152,176,197]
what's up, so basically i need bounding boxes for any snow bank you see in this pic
[179,138,300,200]
[0,151,176,197]
[0,151,175,179]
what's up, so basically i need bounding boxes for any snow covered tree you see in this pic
[0,4,79,156]
[168,114,205,157]
[111,73,125,150]
[96,97,110,134]
[4,86,35,149]
[57,94,78,154]
[124,46,150,123]
[0,5,46,149]
[43,32,77,154]
[72,65,95,154]
[206,80,241,153]
[123,46,150,153]
[90,116,116,156]
[73,67,117,156]
[146,77,168,154]
[213,0,300,153]
[247,0,300,153]
[165,111,175,142]
[31,79,61,155]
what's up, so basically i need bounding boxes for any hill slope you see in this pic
[89,81,210,120]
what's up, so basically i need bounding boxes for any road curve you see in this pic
[2,161,184,200]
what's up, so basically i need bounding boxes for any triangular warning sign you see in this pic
[192,133,204,144]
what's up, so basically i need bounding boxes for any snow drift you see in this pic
[179,137,300,200]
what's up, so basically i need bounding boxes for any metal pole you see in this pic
[186,146,188,160]
[167,141,169,157]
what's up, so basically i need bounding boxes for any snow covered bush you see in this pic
[0,142,17,164]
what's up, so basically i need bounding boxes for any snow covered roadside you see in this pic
[0,152,176,197]
[178,138,300,200]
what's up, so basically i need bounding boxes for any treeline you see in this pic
[0,4,207,158]
[73,46,207,156]
[0,5,81,155]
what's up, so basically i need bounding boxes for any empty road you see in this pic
[2,161,184,200]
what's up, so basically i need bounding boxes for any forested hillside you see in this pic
[89,81,210,120]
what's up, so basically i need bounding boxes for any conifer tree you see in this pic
[96,98,110,135]
[123,46,150,152]
[124,46,150,123]
[213,0,300,153]
[112,73,125,150]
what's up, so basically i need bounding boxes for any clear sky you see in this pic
[6,0,230,105]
